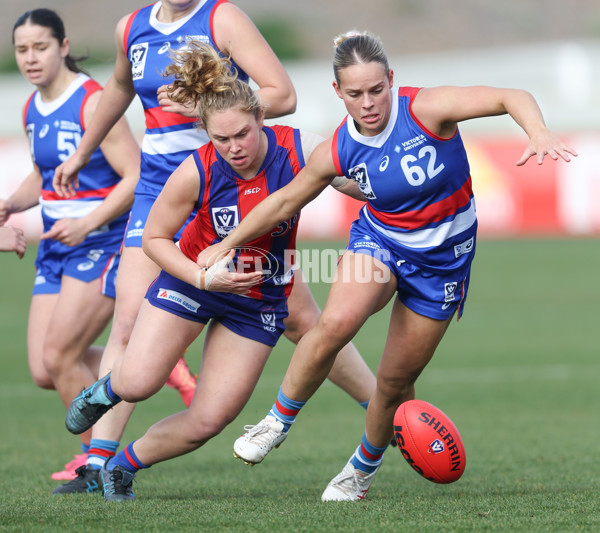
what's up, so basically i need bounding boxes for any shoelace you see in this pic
[107,469,133,495]
[241,421,281,446]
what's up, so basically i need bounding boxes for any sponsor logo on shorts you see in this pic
[34,274,46,285]
[261,309,277,332]
[77,261,95,272]
[454,237,474,258]
[444,282,458,302]
[157,288,200,312]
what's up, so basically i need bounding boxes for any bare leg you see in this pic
[366,300,452,448]
[115,319,273,466]
[89,246,161,443]
[284,271,376,404]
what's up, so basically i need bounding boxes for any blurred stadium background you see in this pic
[1,0,599,240]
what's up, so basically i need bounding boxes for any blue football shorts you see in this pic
[346,216,472,321]
[145,270,289,346]
[124,181,197,248]
[33,237,121,298]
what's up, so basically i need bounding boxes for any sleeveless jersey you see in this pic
[124,0,249,190]
[332,87,477,272]
[23,73,128,234]
[179,125,304,302]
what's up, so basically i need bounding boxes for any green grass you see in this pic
[1,238,599,532]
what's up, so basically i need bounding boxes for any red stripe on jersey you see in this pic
[23,92,35,132]
[210,0,230,46]
[144,106,197,130]
[403,86,458,142]
[367,177,473,230]
[331,122,345,176]
[80,80,102,131]
[122,9,142,55]
[40,184,117,201]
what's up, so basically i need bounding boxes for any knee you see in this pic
[112,373,160,403]
[183,413,230,445]
[42,345,66,379]
[283,308,318,344]
[376,373,415,405]
[30,369,55,390]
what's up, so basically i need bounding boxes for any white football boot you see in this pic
[321,459,381,502]
[233,415,287,465]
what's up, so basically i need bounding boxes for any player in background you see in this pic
[194,30,577,501]
[2,8,139,481]
[0,226,27,258]
[62,41,371,502]
[52,1,376,494]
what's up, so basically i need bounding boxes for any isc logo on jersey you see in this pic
[130,43,149,80]
[212,206,239,238]
[348,162,376,199]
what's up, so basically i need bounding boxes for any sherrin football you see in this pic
[393,399,466,484]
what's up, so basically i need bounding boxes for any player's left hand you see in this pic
[196,249,262,294]
[516,129,578,166]
[157,85,200,119]
[40,218,89,247]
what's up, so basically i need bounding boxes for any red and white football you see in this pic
[393,399,466,484]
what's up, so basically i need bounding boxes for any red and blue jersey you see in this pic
[332,87,477,271]
[23,74,127,234]
[124,0,248,191]
[179,125,303,302]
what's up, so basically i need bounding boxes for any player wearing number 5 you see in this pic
[1,9,139,481]
[198,30,577,501]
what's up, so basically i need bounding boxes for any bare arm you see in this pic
[196,138,337,267]
[213,2,296,118]
[143,156,260,293]
[413,86,577,165]
[53,14,137,197]
[0,166,43,224]
[41,91,140,246]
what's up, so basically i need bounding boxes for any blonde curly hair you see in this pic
[164,41,261,125]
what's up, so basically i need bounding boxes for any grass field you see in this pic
[0,238,599,532]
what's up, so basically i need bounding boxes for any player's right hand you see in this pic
[53,153,89,198]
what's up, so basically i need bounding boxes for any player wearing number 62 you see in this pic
[198,30,578,502]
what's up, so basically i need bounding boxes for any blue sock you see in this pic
[359,400,369,410]
[81,442,90,454]
[349,432,387,474]
[105,378,122,403]
[269,387,306,432]
[87,439,119,470]
[107,441,150,473]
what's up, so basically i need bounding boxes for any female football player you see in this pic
[5,8,139,480]
[52,0,376,496]
[197,30,577,501]
[64,41,373,501]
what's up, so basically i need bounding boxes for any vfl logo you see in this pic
[261,309,277,332]
[348,162,376,199]
[444,282,458,302]
[428,439,445,454]
[130,43,149,80]
[211,206,239,238]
